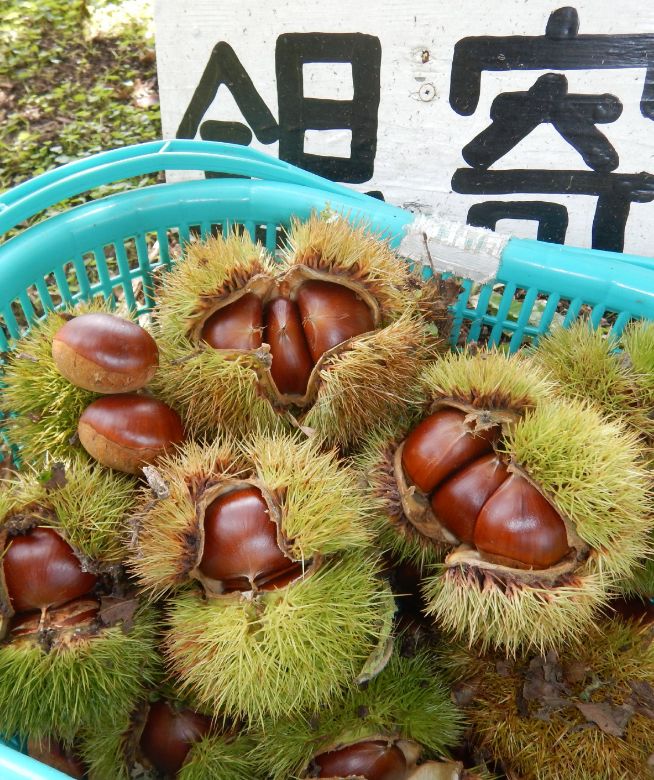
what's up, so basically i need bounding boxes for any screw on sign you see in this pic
[451,6,654,252]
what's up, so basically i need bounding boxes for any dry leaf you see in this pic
[99,596,139,631]
[575,701,635,737]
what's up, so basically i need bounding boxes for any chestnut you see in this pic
[430,454,509,544]
[264,298,315,396]
[52,312,158,393]
[28,737,87,780]
[78,394,185,474]
[3,527,97,614]
[473,473,570,569]
[201,293,263,351]
[313,740,408,780]
[139,700,213,776]
[296,280,375,363]
[402,409,500,494]
[199,486,298,591]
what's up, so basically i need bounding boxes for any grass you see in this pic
[0,0,161,201]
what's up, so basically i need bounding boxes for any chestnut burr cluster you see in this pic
[202,280,375,397]
[0,218,652,780]
[402,409,569,570]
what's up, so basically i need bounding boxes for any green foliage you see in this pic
[0,0,160,199]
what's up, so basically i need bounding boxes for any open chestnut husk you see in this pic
[52,312,159,394]
[360,348,652,653]
[0,460,155,741]
[254,646,462,780]
[78,393,185,474]
[129,432,393,722]
[151,215,453,448]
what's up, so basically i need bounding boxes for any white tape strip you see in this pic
[398,215,509,283]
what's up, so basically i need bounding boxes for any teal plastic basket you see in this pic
[1,139,654,779]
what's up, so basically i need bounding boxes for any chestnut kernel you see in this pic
[78,394,185,474]
[402,409,500,494]
[296,280,375,363]
[200,486,297,591]
[140,700,213,776]
[314,740,407,780]
[3,527,97,614]
[201,293,263,351]
[52,312,158,393]
[9,597,100,638]
[28,738,87,780]
[473,473,570,569]
[431,454,509,544]
[264,298,315,396]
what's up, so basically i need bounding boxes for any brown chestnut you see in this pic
[402,409,500,494]
[139,700,213,776]
[28,737,87,779]
[52,312,158,393]
[296,280,375,363]
[431,454,509,544]
[199,486,298,591]
[201,293,263,351]
[314,740,408,780]
[473,473,570,569]
[264,298,315,396]
[3,527,97,614]
[78,394,185,474]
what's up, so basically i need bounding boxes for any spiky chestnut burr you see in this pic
[0,304,106,466]
[532,318,654,446]
[151,215,444,449]
[356,349,553,569]
[359,349,652,653]
[254,645,463,780]
[80,695,258,780]
[0,460,156,741]
[51,312,159,394]
[129,433,394,723]
[443,616,654,780]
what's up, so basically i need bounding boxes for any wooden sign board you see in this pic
[155,0,654,255]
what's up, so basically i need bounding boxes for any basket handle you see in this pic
[0,140,372,236]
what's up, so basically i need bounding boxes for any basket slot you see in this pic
[2,304,21,341]
[0,319,9,352]
[448,279,474,347]
[589,304,606,328]
[34,276,57,315]
[112,241,136,311]
[507,287,540,352]
[465,283,495,343]
[124,237,142,272]
[611,310,632,337]
[92,246,116,301]
[488,282,517,346]
[156,228,179,270]
[563,298,583,327]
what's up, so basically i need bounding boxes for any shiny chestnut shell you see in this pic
[78,394,185,474]
[264,298,314,396]
[28,738,87,779]
[199,486,297,591]
[201,293,263,351]
[402,409,500,494]
[52,313,158,393]
[3,527,97,614]
[139,700,213,776]
[473,473,570,569]
[431,453,509,544]
[296,280,376,363]
[314,740,407,780]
